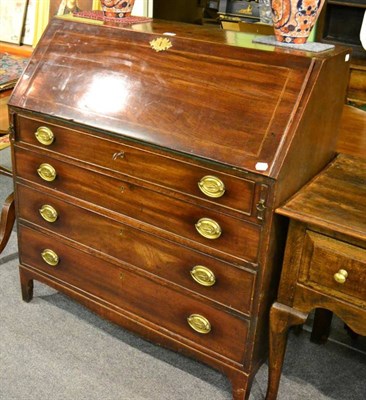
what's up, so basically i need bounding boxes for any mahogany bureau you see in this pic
[8,18,350,399]
[266,154,366,399]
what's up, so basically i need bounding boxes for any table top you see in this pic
[276,153,366,242]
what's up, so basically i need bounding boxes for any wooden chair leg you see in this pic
[0,192,15,254]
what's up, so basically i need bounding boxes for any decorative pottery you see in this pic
[271,0,325,44]
[100,0,135,18]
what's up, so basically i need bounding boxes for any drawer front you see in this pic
[16,115,256,216]
[14,148,261,263]
[17,184,256,314]
[19,225,249,363]
[299,231,366,306]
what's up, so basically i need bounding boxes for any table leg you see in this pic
[19,267,34,303]
[310,308,333,344]
[266,302,308,400]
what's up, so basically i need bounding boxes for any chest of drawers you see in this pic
[8,18,350,399]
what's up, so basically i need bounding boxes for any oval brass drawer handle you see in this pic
[35,126,55,146]
[334,269,348,284]
[37,163,57,182]
[41,249,59,267]
[190,265,216,287]
[198,175,225,198]
[187,314,211,334]
[39,204,58,223]
[195,218,222,240]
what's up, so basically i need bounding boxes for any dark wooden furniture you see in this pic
[218,0,260,23]
[0,163,14,253]
[8,18,349,399]
[0,88,16,253]
[266,153,366,400]
[316,0,366,106]
[153,0,207,24]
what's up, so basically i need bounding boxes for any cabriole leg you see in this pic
[266,302,308,400]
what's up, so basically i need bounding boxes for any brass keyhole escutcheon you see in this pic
[190,265,216,287]
[195,218,222,240]
[39,204,58,223]
[35,126,55,146]
[187,314,211,334]
[334,269,348,284]
[198,175,225,198]
[41,249,59,267]
[37,163,57,182]
[112,151,125,161]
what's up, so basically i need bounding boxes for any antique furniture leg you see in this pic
[228,370,252,400]
[266,302,308,400]
[19,268,34,303]
[310,308,333,344]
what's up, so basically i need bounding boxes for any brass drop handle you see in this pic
[41,249,59,267]
[190,265,216,287]
[37,163,57,182]
[195,218,222,240]
[334,269,348,284]
[35,126,55,146]
[187,314,211,334]
[198,175,225,198]
[39,204,58,223]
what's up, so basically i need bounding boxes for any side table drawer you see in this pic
[299,231,366,306]
[18,225,249,363]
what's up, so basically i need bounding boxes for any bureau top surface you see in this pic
[9,18,345,176]
[276,154,366,241]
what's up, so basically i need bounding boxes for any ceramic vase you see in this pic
[100,0,135,18]
[271,0,325,44]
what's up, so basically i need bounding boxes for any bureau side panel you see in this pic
[273,50,351,204]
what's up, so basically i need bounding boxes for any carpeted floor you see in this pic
[1,147,365,400]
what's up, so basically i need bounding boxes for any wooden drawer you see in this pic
[299,231,366,307]
[16,184,256,314]
[18,225,249,363]
[15,115,257,216]
[14,148,261,263]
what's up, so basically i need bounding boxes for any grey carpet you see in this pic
[1,146,365,399]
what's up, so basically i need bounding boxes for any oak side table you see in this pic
[266,153,366,400]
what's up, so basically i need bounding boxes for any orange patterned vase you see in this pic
[100,0,135,18]
[271,0,325,44]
